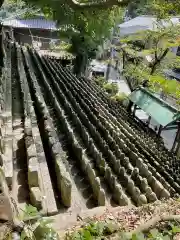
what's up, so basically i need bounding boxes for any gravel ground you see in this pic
[63,198,180,239]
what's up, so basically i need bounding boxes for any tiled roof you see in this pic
[2,19,58,30]
[118,16,180,36]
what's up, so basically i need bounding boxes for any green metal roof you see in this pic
[129,87,180,127]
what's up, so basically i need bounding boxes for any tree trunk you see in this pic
[150,48,169,75]
[127,100,133,113]
[0,0,4,8]
[0,23,4,76]
[122,51,125,70]
[73,53,88,77]
[106,61,112,80]
[150,63,157,75]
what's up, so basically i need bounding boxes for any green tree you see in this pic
[0,0,36,21]
[127,0,180,19]
[22,0,125,76]
[120,20,180,105]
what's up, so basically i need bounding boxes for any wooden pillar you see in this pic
[172,125,180,151]
[106,62,111,80]
[122,51,125,70]
[146,116,151,127]
[157,125,162,138]
[175,140,180,157]
[175,124,180,156]
[10,27,14,41]
[127,100,133,113]
[133,104,137,117]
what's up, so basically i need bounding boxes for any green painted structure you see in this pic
[128,87,180,154]
[129,87,180,127]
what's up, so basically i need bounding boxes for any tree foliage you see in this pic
[0,0,39,22]
[120,20,180,106]
[127,0,180,19]
[23,0,124,75]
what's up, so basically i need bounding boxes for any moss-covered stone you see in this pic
[55,159,72,207]
[87,163,96,186]
[28,157,39,187]
[137,194,147,206]
[30,187,42,209]
[60,176,72,207]
[105,167,112,184]
[98,189,106,206]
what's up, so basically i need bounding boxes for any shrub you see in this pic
[111,92,128,102]
[65,221,119,239]
[94,76,107,87]
[103,82,118,95]
[111,92,129,107]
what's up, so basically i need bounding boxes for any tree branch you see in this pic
[150,48,169,74]
[158,48,169,62]
[66,0,130,9]
[130,214,180,235]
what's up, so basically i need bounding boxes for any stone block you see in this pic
[1,153,13,187]
[51,142,61,156]
[73,143,83,162]
[30,187,42,209]
[0,138,5,154]
[105,167,112,183]
[116,149,121,158]
[135,157,143,168]
[108,150,116,167]
[111,175,116,190]
[137,194,147,206]
[115,160,121,174]
[80,153,88,172]
[134,175,142,187]
[55,160,72,207]
[103,144,109,155]
[120,153,125,161]
[87,163,96,186]
[0,195,13,221]
[132,187,141,203]
[149,177,162,196]
[48,137,56,148]
[99,156,105,168]
[28,157,39,187]
[27,144,37,158]
[82,130,89,144]
[99,166,105,176]
[114,185,125,205]
[60,176,72,207]
[94,177,101,197]
[113,144,119,153]
[122,173,129,187]
[127,179,135,195]
[93,147,99,161]
[147,192,158,203]
[119,193,129,206]
[119,166,125,177]
[140,178,148,193]
[98,189,106,206]
[0,127,5,139]
[140,166,151,178]
[126,164,133,175]
[159,188,170,199]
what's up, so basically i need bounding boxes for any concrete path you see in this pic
[108,66,131,95]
